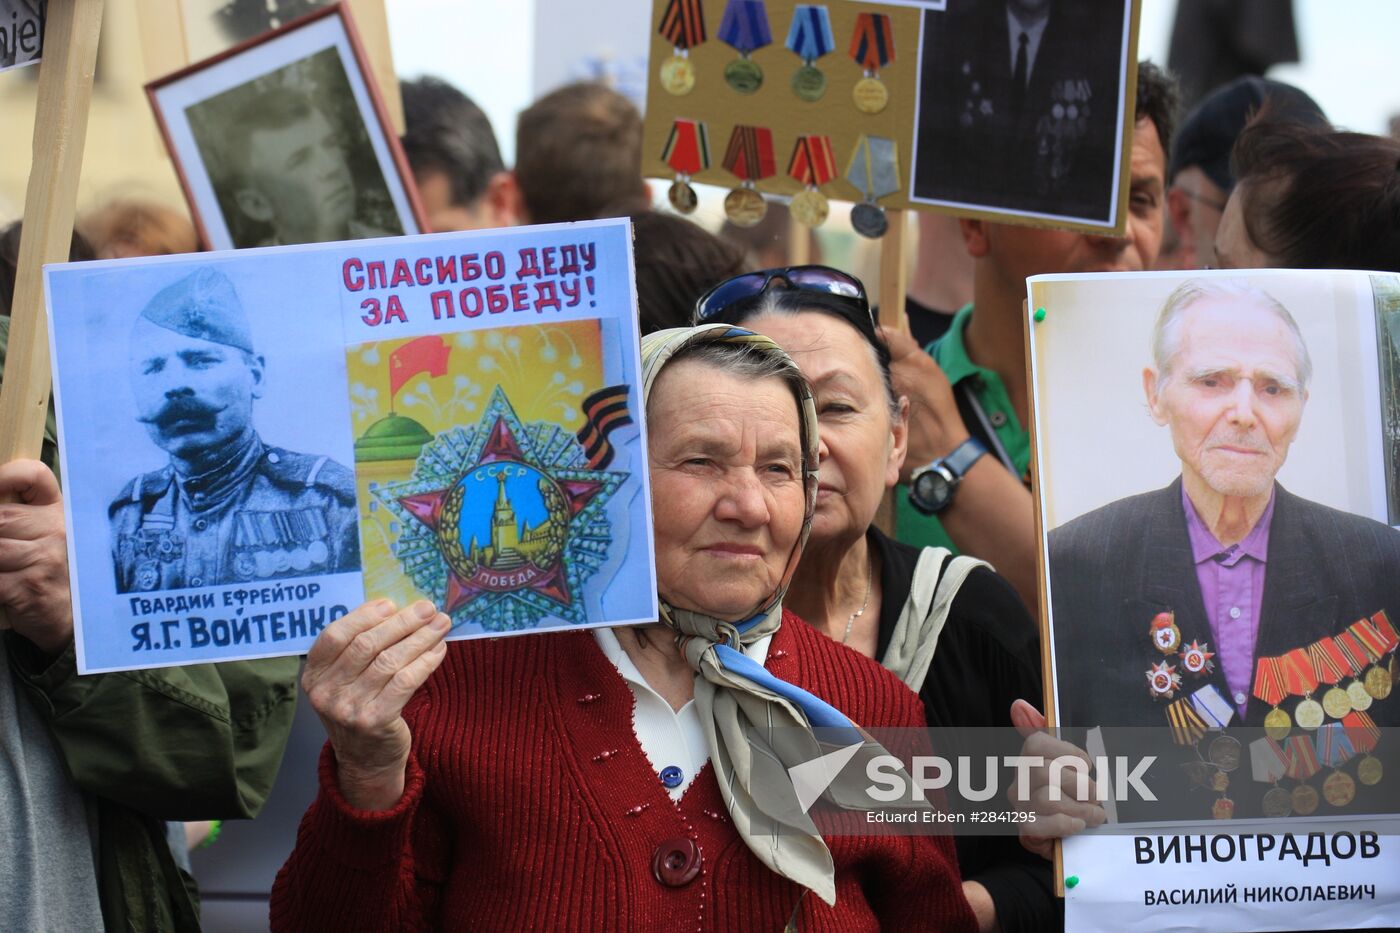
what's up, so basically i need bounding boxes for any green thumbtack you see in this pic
[1033,307,1047,323]
[1065,875,1080,889]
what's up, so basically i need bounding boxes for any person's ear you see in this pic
[234,188,275,224]
[1165,187,1195,268]
[248,353,266,400]
[480,171,523,228]
[886,395,911,488]
[498,171,529,225]
[1144,366,1166,425]
[960,218,991,259]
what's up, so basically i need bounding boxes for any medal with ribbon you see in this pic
[1283,646,1325,730]
[658,0,707,96]
[662,119,710,215]
[1250,736,1292,817]
[1350,612,1396,700]
[721,125,776,227]
[1343,709,1383,786]
[1283,732,1322,815]
[717,0,773,94]
[845,134,900,239]
[1335,629,1374,713]
[785,4,835,101]
[1252,654,1291,740]
[786,135,837,228]
[848,11,895,114]
[1188,683,1233,729]
[1308,637,1352,720]
[1165,696,1207,745]
[1315,722,1357,807]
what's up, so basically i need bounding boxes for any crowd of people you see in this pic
[3,37,1400,933]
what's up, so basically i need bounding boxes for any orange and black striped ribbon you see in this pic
[1165,697,1207,746]
[786,135,837,187]
[1251,654,1286,707]
[1351,617,1389,662]
[848,12,895,72]
[659,0,707,50]
[722,125,777,182]
[1335,630,1370,676]
[576,385,633,470]
[1307,638,1349,685]
[1282,646,1319,696]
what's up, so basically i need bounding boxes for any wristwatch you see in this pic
[907,437,988,515]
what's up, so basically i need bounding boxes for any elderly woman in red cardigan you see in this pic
[270,325,976,931]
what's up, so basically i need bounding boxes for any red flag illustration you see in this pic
[390,335,451,397]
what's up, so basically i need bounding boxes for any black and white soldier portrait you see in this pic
[110,267,360,593]
[184,46,404,248]
[912,0,1131,223]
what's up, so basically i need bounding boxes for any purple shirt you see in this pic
[1182,486,1276,718]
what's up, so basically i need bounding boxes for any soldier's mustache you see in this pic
[139,397,226,431]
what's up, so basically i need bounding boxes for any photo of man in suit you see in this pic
[1049,279,1400,733]
[912,0,1129,222]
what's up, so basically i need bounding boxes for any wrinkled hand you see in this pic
[303,599,450,811]
[0,459,74,656]
[877,325,970,483]
[1007,699,1106,861]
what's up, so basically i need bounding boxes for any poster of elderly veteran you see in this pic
[910,0,1137,228]
[46,219,654,673]
[1028,270,1400,829]
[147,3,422,250]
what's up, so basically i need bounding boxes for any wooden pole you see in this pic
[878,208,909,334]
[787,210,811,266]
[873,209,909,536]
[0,0,105,626]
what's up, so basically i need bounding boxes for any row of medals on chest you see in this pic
[1145,611,1396,819]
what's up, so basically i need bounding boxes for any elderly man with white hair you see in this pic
[1047,278,1400,820]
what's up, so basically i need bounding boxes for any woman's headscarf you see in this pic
[640,324,876,906]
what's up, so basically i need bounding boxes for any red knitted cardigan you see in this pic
[270,611,977,932]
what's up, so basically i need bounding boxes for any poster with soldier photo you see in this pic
[46,218,656,674]
[147,3,422,249]
[910,0,1138,228]
[1027,269,1400,932]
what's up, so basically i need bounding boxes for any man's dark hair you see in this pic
[629,210,747,335]
[1231,117,1400,272]
[515,82,647,225]
[1134,61,1181,158]
[400,76,504,208]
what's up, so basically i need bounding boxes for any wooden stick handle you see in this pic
[0,0,105,629]
[878,208,908,334]
[0,0,105,463]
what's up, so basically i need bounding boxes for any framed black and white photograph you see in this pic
[910,0,1139,231]
[147,2,422,249]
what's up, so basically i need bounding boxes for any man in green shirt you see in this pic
[889,61,1179,614]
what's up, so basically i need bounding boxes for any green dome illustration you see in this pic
[354,413,433,462]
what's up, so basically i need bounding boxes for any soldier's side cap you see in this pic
[139,267,255,354]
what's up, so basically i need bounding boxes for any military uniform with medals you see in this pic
[110,434,359,593]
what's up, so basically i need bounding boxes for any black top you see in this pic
[870,527,1059,933]
[902,295,957,349]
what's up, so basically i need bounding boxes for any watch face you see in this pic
[912,468,954,514]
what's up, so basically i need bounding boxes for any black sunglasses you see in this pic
[692,265,874,331]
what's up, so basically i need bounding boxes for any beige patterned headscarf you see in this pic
[641,325,889,906]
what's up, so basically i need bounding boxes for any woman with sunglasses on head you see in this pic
[696,267,1055,933]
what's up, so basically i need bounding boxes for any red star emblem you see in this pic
[398,416,605,612]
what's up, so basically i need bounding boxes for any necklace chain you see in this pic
[840,561,874,644]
